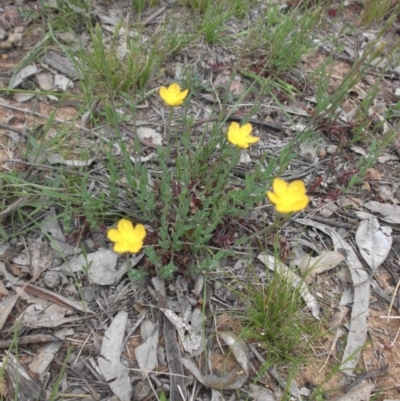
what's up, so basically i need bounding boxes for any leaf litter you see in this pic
[1,1,400,400]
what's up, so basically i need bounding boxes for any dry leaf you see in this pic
[249,385,277,401]
[20,303,77,328]
[28,328,74,376]
[355,218,392,271]
[0,279,8,296]
[27,236,53,280]
[366,167,383,181]
[35,72,53,90]
[328,306,351,330]
[134,320,159,377]
[364,201,400,224]
[331,382,374,401]
[98,311,132,401]
[41,208,79,256]
[160,308,203,355]
[181,333,249,390]
[0,294,19,330]
[136,127,163,147]
[296,218,369,375]
[16,283,94,314]
[295,250,345,283]
[57,248,118,285]
[0,352,43,401]
[9,64,38,89]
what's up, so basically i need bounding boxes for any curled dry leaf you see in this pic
[296,218,369,375]
[136,127,163,147]
[98,311,132,401]
[355,217,392,271]
[0,294,19,330]
[9,64,38,89]
[294,250,345,283]
[134,320,159,377]
[20,303,78,328]
[364,201,400,224]
[160,308,203,355]
[181,333,249,390]
[28,328,74,376]
[0,352,43,401]
[331,382,374,401]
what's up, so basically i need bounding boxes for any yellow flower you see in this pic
[159,83,189,106]
[266,178,309,214]
[107,219,146,253]
[227,122,260,149]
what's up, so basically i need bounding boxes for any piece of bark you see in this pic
[1,352,43,401]
[164,315,186,401]
[41,51,79,79]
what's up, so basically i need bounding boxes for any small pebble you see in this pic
[43,271,61,289]
[81,286,96,302]
[326,144,338,154]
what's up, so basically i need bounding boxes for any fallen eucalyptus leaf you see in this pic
[364,201,400,224]
[160,308,202,355]
[331,382,374,401]
[136,127,163,146]
[355,217,392,271]
[294,250,345,283]
[98,311,132,401]
[181,333,249,390]
[9,64,38,89]
[296,218,369,375]
[135,320,159,377]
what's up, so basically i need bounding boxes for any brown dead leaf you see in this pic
[16,283,94,314]
[0,352,43,401]
[27,236,53,281]
[230,79,245,96]
[20,303,77,328]
[327,306,351,330]
[366,168,383,181]
[0,280,7,296]
[0,294,19,330]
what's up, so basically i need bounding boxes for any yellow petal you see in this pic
[127,240,144,253]
[266,191,280,205]
[107,228,122,243]
[240,123,252,137]
[118,219,135,236]
[275,203,294,214]
[177,89,189,100]
[169,83,181,95]
[295,195,309,211]
[134,224,146,241]
[288,180,306,196]
[227,122,241,145]
[228,122,240,134]
[272,178,288,196]
[114,242,131,253]
[245,136,260,144]
[159,86,169,102]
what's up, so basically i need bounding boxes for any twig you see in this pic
[0,122,28,136]
[309,215,356,230]
[142,6,167,26]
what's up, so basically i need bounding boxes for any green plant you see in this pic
[361,0,400,27]
[239,264,318,367]
[77,23,162,99]
[132,0,159,13]
[242,3,321,74]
